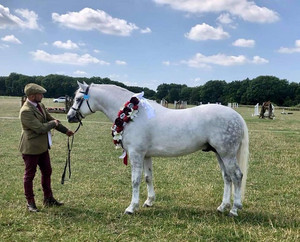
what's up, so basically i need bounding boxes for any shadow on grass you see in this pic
[45,206,105,221]
[44,203,299,230]
[129,206,299,229]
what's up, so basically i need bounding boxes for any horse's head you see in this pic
[67,81,95,123]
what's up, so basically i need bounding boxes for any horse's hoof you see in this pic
[143,197,155,208]
[229,210,238,217]
[217,203,230,213]
[143,202,154,208]
[233,203,243,210]
[217,206,225,213]
[143,201,153,208]
[124,210,133,215]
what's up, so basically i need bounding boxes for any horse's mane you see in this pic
[92,83,132,93]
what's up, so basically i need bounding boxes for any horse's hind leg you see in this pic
[143,157,155,208]
[221,155,243,216]
[216,154,232,213]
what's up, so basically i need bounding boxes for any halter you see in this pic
[71,85,95,121]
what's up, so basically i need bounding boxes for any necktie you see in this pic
[36,103,44,116]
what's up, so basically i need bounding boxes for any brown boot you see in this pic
[43,197,64,207]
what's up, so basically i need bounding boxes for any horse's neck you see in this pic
[92,85,133,122]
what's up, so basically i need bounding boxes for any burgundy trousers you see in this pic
[22,151,53,204]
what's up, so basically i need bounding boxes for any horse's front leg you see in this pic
[143,157,155,208]
[125,151,144,214]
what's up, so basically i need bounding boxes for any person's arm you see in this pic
[42,104,73,136]
[20,109,57,134]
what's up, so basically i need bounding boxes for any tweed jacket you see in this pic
[19,100,68,155]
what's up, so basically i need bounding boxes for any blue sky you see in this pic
[1,0,300,90]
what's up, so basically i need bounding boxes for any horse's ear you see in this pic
[77,81,86,90]
[83,81,88,85]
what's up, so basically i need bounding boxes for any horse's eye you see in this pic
[76,98,82,102]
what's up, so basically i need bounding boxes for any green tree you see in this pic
[167,88,180,102]
[180,86,192,102]
[190,86,202,105]
[0,77,7,95]
[200,80,227,103]
[156,83,170,100]
[245,76,289,105]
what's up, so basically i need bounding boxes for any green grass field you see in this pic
[0,96,299,241]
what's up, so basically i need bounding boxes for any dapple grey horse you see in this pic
[67,82,249,216]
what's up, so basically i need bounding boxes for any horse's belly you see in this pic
[146,134,207,157]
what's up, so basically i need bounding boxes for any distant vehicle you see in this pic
[53,96,66,103]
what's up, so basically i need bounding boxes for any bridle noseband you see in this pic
[71,85,95,122]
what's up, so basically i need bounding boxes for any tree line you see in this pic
[1,73,299,106]
[0,73,156,100]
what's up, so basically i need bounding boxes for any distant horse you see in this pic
[67,82,249,216]
[259,101,274,119]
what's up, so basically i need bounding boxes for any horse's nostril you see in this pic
[67,116,78,123]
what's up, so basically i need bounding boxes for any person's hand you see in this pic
[66,130,74,136]
[54,120,60,126]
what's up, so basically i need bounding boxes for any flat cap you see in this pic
[24,83,47,96]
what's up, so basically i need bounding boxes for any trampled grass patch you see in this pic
[0,97,299,241]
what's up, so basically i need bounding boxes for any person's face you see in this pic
[34,93,43,103]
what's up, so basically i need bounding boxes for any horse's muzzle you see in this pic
[67,115,80,123]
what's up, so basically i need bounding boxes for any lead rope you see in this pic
[61,121,82,184]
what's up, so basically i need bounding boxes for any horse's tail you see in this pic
[237,118,249,201]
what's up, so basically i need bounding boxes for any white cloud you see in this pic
[216,13,237,28]
[162,61,171,66]
[252,56,269,64]
[140,27,152,34]
[115,60,127,65]
[15,8,40,29]
[183,53,247,67]
[217,13,233,25]
[52,8,139,36]
[153,0,279,23]
[185,23,229,41]
[181,52,268,68]
[0,4,40,30]
[30,50,110,66]
[74,70,87,76]
[278,40,300,54]
[1,34,22,44]
[192,77,202,85]
[0,43,9,49]
[53,40,79,50]
[108,74,133,85]
[232,38,255,48]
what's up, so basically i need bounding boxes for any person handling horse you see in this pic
[19,83,74,212]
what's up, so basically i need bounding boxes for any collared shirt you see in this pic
[27,99,52,148]
[27,99,38,107]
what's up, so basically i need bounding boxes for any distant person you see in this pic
[19,83,74,212]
